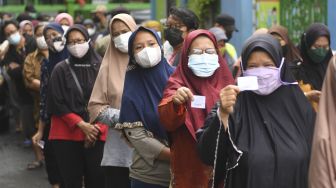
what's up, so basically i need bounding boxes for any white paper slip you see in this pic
[191,95,206,109]
[237,76,259,91]
[37,140,45,149]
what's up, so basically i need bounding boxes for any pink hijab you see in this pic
[55,13,74,26]
[19,20,33,32]
[309,56,336,188]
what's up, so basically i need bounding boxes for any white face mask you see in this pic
[134,46,162,68]
[8,32,21,45]
[113,31,132,53]
[36,36,48,50]
[67,40,90,58]
[87,28,96,36]
[62,25,70,34]
[53,40,65,52]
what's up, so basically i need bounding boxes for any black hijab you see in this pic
[242,33,296,82]
[297,23,333,90]
[198,34,316,188]
[47,24,102,121]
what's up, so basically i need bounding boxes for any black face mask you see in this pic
[164,27,184,47]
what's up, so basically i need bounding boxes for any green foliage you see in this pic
[280,0,327,45]
[188,0,216,26]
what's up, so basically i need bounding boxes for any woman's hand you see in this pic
[172,87,194,105]
[77,121,100,142]
[32,130,43,146]
[32,120,45,146]
[304,90,321,103]
[219,85,240,129]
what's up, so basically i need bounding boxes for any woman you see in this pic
[197,34,316,188]
[88,13,136,188]
[32,22,68,188]
[158,30,234,188]
[268,25,302,65]
[23,23,47,170]
[309,56,336,188]
[47,24,106,188]
[116,26,173,188]
[297,23,333,111]
[164,7,199,66]
[83,18,99,45]
[55,12,74,33]
[20,20,34,37]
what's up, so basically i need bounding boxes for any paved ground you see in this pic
[0,125,49,188]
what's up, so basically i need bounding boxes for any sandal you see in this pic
[27,161,44,170]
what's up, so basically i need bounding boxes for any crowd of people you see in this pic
[0,3,335,188]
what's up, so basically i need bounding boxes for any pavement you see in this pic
[0,125,50,188]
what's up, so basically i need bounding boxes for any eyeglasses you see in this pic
[189,48,217,55]
[67,39,86,45]
[163,23,185,30]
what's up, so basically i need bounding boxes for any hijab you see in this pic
[298,23,333,90]
[217,34,315,188]
[162,29,234,140]
[19,20,33,33]
[47,24,101,121]
[119,27,175,139]
[55,13,74,26]
[309,56,336,188]
[88,13,137,123]
[43,22,69,73]
[268,25,302,64]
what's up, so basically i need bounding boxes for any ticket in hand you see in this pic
[191,95,206,109]
[237,76,259,91]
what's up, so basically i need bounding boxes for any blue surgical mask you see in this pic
[188,54,220,77]
[8,32,21,45]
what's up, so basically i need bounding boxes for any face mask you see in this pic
[62,25,70,34]
[53,41,65,52]
[157,31,162,38]
[87,28,96,36]
[188,54,220,78]
[308,47,328,63]
[113,32,132,53]
[49,36,65,52]
[134,46,162,68]
[67,40,90,58]
[8,32,21,45]
[164,27,184,47]
[36,36,48,50]
[242,58,297,95]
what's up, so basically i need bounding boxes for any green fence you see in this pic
[280,0,327,45]
[0,1,150,19]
